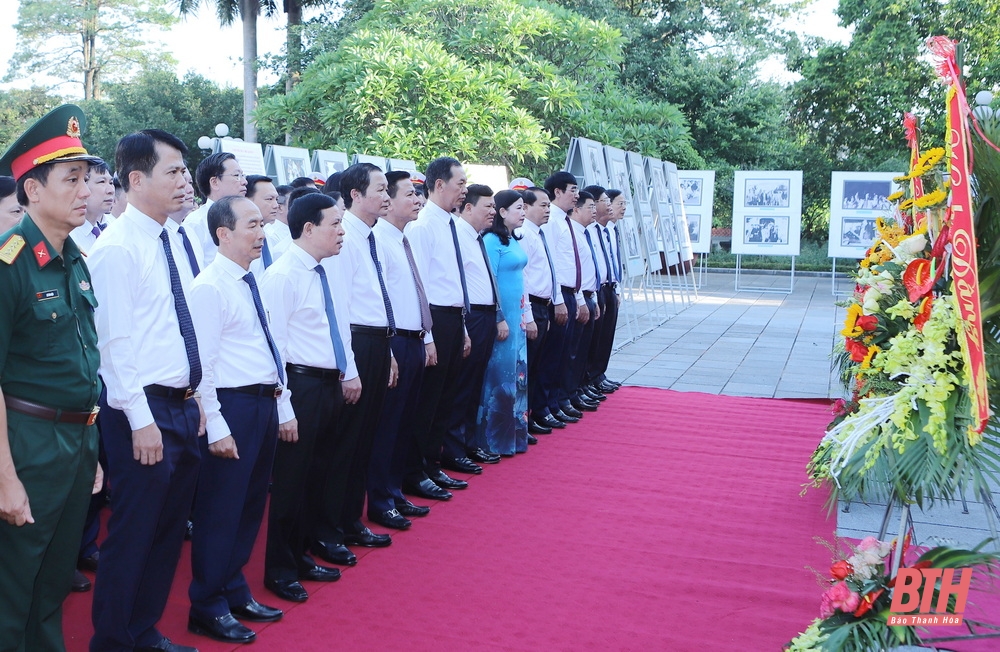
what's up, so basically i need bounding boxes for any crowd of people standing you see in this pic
[0,105,629,652]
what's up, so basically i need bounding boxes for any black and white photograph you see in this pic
[841,180,893,210]
[680,178,702,206]
[282,156,306,182]
[610,159,629,196]
[323,159,345,176]
[650,164,669,205]
[840,217,878,247]
[687,214,701,244]
[744,215,789,244]
[744,179,790,208]
[312,150,349,179]
[621,216,641,260]
[631,162,649,203]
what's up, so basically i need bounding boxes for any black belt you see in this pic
[529,295,551,306]
[286,363,344,382]
[224,383,282,398]
[470,304,495,313]
[144,384,195,401]
[5,395,100,426]
[583,290,595,299]
[560,285,578,294]
[429,305,464,314]
[351,324,395,338]
[394,328,426,339]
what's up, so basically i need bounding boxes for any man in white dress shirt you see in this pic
[259,192,352,602]
[583,185,620,398]
[264,183,293,259]
[88,129,204,652]
[68,160,113,253]
[184,152,247,267]
[566,191,602,412]
[245,174,281,271]
[185,196,285,644]
[166,170,204,278]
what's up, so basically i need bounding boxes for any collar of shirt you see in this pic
[518,220,540,237]
[342,209,373,239]
[422,199,454,222]
[122,203,168,242]
[286,240,321,270]
[455,215,480,241]
[21,213,78,267]
[373,217,405,242]
[211,250,252,281]
[550,204,567,222]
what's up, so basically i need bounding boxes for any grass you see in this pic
[701,240,858,273]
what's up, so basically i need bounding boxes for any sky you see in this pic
[0,1,851,97]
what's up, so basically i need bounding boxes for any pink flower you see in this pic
[820,581,861,618]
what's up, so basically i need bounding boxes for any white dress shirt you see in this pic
[69,218,106,254]
[571,219,598,293]
[264,220,292,260]
[404,200,465,308]
[455,217,494,307]
[541,206,583,302]
[586,222,610,285]
[259,242,357,421]
[183,199,218,266]
[88,204,197,430]
[516,220,563,304]
[372,219,422,331]
[327,211,391,328]
[166,217,206,277]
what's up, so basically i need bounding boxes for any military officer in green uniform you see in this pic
[0,105,104,652]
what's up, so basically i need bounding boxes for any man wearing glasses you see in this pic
[184,152,247,267]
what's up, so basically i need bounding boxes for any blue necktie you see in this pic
[242,272,285,385]
[90,224,102,239]
[538,229,558,300]
[448,218,471,314]
[159,229,202,390]
[613,226,624,281]
[314,264,348,373]
[261,237,273,268]
[583,229,601,291]
[597,226,613,283]
[177,225,201,277]
[367,231,395,330]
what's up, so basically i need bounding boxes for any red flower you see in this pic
[904,113,920,149]
[831,560,852,580]
[856,315,878,331]
[914,296,932,331]
[902,258,942,302]
[853,588,885,617]
[932,218,951,259]
[845,338,869,362]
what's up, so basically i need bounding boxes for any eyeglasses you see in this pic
[217,172,246,181]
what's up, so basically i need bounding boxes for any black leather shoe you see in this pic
[558,404,583,419]
[394,499,430,517]
[527,433,538,445]
[442,456,483,474]
[368,508,411,530]
[135,637,199,652]
[430,469,468,490]
[528,419,552,434]
[298,563,341,582]
[598,381,618,393]
[188,612,255,644]
[264,578,308,603]
[311,541,358,566]
[554,408,580,423]
[78,551,99,572]
[344,526,392,548]
[231,598,283,622]
[538,414,566,429]
[469,447,500,464]
[571,396,599,412]
[582,385,607,401]
[403,478,452,500]
[71,569,91,592]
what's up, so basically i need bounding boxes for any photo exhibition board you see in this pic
[352,153,390,169]
[644,156,679,259]
[218,139,266,177]
[730,170,803,256]
[565,137,611,188]
[265,145,312,185]
[827,171,902,258]
[678,170,716,254]
[603,145,647,279]
[464,164,509,194]
[664,161,694,262]
[387,159,418,174]
[626,150,661,268]
[311,150,349,180]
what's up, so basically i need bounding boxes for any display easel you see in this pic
[830,257,858,297]
[733,254,796,293]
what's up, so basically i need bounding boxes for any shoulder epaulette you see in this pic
[0,234,26,265]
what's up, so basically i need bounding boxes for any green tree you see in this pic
[7,0,177,100]
[0,88,64,153]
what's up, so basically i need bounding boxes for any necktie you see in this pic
[98,221,107,231]
[242,272,285,385]
[565,216,582,292]
[177,225,201,277]
[367,231,395,330]
[538,229,559,300]
[261,237,273,268]
[90,224,101,239]
[478,235,505,322]
[402,235,433,332]
[449,217,471,314]
[614,226,624,281]
[583,229,601,291]
[604,226,620,283]
[314,264,348,372]
[159,229,202,390]
[596,227,613,283]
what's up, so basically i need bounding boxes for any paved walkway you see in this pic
[609,269,999,550]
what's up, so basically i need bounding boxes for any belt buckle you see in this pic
[386,328,396,339]
[419,329,427,339]
[183,388,195,400]
[86,406,100,426]
[273,387,283,398]
[339,372,346,381]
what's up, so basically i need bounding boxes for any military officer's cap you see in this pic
[509,177,535,192]
[0,104,102,181]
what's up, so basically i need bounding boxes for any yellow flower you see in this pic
[899,198,914,211]
[841,303,865,337]
[861,344,881,369]
[915,189,947,208]
[887,191,905,202]
[917,147,945,170]
[893,175,911,183]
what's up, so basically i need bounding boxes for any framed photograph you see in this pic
[464,164,509,193]
[219,140,266,176]
[352,153,388,169]
[265,145,312,185]
[602,146,646,278]
[388,158,418,173]
[678,170,715,254]
[828,171,901,258]
[565,137,610,188]
[664,162,693,262]
[731,170,802,256]
[312,150,349,180]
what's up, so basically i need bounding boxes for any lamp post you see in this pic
[197,123,243,153]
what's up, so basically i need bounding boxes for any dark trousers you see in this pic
[566,292,598,396]
[526,301,551,416]
[315,331,390,542]
[78,439,108,561]
[189,389,278,620]
[0,410,97,652]
[91,392,201,652]
[540,288,578,414]
[265,370,342,583]
[367,335,424,514]
[406,308,464,482]
[444,308,496,459]
[588,285,619,384]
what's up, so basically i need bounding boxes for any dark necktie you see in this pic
[448,217,471,314]
[158,229,202,390]
[478,235,505,322]
[402,234,433,331]
[90,224,101,239]
[261,237,273,268]
[177,225,201,277]
[97,221,107,231]
[367,231,395,330]
[314,264,348,372]
[583,229,601,291]
[597,226,613,283]
[242,272,285,385]
[604,226,620,283]
[565,216,582,292]
[538,229,558,300]
[614,226,624,281]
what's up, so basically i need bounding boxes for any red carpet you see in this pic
[63,388,849,650]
